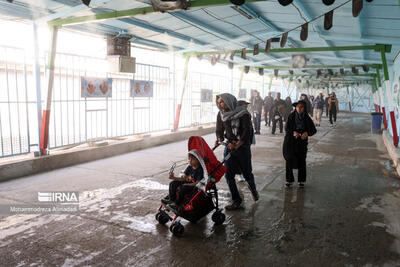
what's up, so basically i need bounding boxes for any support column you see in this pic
[346,86,352,112]
[381,49,398,147]
[33,22,43,156]
[376,68,388,130]
[174,56,190,131]
[40,26,58,155]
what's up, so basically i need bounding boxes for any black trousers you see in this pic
[265,110,272,126]
[169,180,185,201]
[329,110,337,124]
[224,144,257,204]
[286,157,306,183]
[272,116,283,134]
[253,112,261,132]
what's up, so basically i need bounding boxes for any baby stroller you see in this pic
[155,136,230,236]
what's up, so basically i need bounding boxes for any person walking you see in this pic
[312,93,325,126]
[284,96,293,122]
[328,93,339,127]
[325,94,330,118]
[263,92,274,127]
[283,100,317,188]
[215,93,259,210]
[251,90,263,135]
[300,94,313,117]
[271,92,286,135]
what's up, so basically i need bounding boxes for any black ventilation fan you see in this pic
[230,0,245,5]
[278,0,293,6]
[322,0,335,5]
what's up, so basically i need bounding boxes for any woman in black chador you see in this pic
[283,100,317,188]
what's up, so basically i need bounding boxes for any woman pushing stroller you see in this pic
[215,93,259,210]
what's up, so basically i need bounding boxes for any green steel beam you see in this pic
[375,68,382,87]
[49,0,266,27]
[380,49,390,81]
[249,64,381,70]
[272,73,377,78]
[184,44,391,57]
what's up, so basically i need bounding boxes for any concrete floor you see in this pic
[0,112,399,266]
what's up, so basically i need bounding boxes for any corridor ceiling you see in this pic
[1,0,399,80]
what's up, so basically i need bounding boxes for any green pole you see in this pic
[184,44,388,57]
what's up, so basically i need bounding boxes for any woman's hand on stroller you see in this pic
[168,172,175,179]
[227,140,243,150]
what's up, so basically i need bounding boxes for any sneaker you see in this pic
[225,201,243,210]
[161,197,173,205]
[298,182,305,187]
[285,182,293,188]
[167,203,179,212]
[237,175,245,182]
[250,190,259,202]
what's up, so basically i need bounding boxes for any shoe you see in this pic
[167,203,179,212]
[271,132,275,135]
[225,201,243,210]
[285,182,293,188]
[298,182,305,187]
[330,124,334,128]
[250,190,259,202]
[161,197,173,205]
[255,131,261,135]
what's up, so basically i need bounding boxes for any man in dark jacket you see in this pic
[215,93,258,210]
[263,92,274,127]
[251,90,263,134]
[271,93,286,135]
[283,100,317,187]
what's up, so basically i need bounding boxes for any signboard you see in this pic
[131,80,153,97]
[81,77,112,98]
[200,89,213,102]
[238,89,247,99]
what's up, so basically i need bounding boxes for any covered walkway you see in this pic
[1,113,399,266]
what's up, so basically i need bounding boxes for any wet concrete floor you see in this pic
[0,112,399,266]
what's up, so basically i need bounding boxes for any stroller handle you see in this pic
[212,141,227,151]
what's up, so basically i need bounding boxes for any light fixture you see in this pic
[362,65,369,72]
[352,0,363,17]
[324,10,334,30]
[280,32,288,48]
[265,39,271,53]
[253,44,259,55]
[300,23,308,41]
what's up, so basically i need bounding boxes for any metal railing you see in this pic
[0,47,271,159]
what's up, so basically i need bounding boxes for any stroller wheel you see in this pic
[212,211,226,225]
[170,222,184,236]
[156,211,169,225]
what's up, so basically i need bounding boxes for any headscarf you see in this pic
[216,93,249,122]
[292,100,307,131]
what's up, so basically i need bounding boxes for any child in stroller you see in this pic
[156,136,229,236]
[161,150,204,211]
